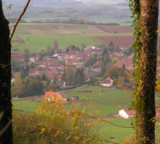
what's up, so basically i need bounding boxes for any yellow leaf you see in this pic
[94,110,99,115]
[74,136,80,140]
[104,120,109,123]
[41,128,46,131]
[66,134,72,140]
[75,127,79,129]
[87,123,93,127]
[54,130,60,137]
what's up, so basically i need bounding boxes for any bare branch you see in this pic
[12,37,30,48]
[0,120,12,137]
[9,0,31,41]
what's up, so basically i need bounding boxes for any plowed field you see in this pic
[96,26,134,33]
[93,36,160,47]
[11,39,24,43]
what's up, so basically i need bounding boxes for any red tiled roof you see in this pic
[48,70,57,74]
[34,61,44,65]
[124,109,136,115]
[113,60,124,67]
[59,92,68,98]
[68,50,78,55]
[93,61,103,67]
[29,69,38,74]
[76,52,88,58]
[51,75,62,80]
[101,79,111,84]
[124,53,134,62]
[66,58,76,65]
[48,63,62,68]
[45,92,59,98]
[106,77,113,81]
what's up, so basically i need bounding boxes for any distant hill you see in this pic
[4,0,82,6]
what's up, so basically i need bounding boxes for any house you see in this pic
[47,56,52,61]
[11,51,23,56]
[57,54,68,60]
[119,45,129,51]
[92,45,100,49]
[100,77,113,87]
[28,54,40,63]
[85,75,90,82]
[76,52,88,60]
[45,91,68,101]
[47,63,62,70]
[29,68,38,75]
[34,70,48,78]
[114,52,124,59]
[113,53,134,70]
[119,109,136,119]
[92,49,104,55]
[12,55,24,62]
[72,95,79,100]
[52,54,58,59]
[20,62,27,68]
[56,80,66,88]
[38,61,49,68]
[38,49,44,53]
[50,75,62,81]
[66,58,84,68]
[84,47,92,50]
[113,60,124,68]
[61,47,67,53]
[119,108,160,119]
[85,49,92,56]
[68,50,78,56]
[92,61,103,69]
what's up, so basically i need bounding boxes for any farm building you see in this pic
[119,109,136,119]
[100,77,113,87]
[45,91,68,101]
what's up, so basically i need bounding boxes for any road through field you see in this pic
[17,36,39,52]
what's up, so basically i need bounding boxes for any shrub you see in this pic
[13,91,100,144]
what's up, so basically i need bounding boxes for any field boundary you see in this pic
[17,36,39,52]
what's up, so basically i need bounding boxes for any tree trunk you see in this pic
[0,0,12,143]
[136,0,159,143]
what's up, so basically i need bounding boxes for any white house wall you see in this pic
[119,109,128,119]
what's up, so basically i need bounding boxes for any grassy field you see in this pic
[12,100,36,112]
[19,34,103,50]
[12,86,160,142]
[11,42,38,53]
[11,23,135,53]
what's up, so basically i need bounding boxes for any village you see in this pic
[11,42,135,90]
[11,41,160,121]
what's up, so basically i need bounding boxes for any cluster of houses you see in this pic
[11,45,134,88]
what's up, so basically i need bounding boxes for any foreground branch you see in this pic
[9,0,31,41]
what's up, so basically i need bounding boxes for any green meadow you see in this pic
[12,86,160,142]
[19,34,102,50]
[11,23,135,53]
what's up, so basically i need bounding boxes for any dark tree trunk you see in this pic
[0,0,12,143]
[135,0,159,143]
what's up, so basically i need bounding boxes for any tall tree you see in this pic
[132,0,159,143]
[24,49,30,63]
[66,63,73,84]
[53,38,58,50]
[0,1,12,143]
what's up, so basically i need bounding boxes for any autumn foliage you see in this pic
[12,91,101,144]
